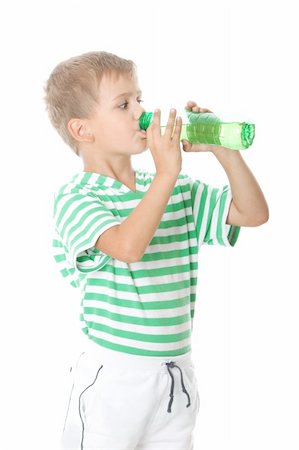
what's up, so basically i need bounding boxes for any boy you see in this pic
[45,51,268,450]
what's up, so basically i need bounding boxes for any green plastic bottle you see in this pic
[139,110,255,150]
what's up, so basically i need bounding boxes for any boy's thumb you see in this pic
[181,140,191,152]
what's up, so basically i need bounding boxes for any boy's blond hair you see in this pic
[44,51,136,154]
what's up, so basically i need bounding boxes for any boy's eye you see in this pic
[119,99,144,110]
[119,101,129,110]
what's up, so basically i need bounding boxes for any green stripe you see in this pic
[86,277,190,294]
[83,320,191,343]
[228,225,241,247]
[77,255,111,273]
[192,182,208,240]
[69,214,116,249]
[87,335,191,357]
[94,262,198,279]
[140,246,197,263]
[83,307,191,326]
[158,215,193,230]
[60,268,71,277]
[54,254,66,263]
[84,293,191,310]
[150,229,196,246]
[228,225,240,246]
[71,218,118,257]
[190,276,198,287]
[203,188,218,243]
[53,238,63,248]
[116,200,193,219]
[79,172,94,186]
[216,188,228,245]
[60,205,101,240]
[77,254,99,263]
[101,182,190,204]
[55,194,86,226]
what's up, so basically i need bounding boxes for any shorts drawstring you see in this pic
[165,361,191,413]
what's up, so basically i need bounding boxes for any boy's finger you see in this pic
[173,116,182,139]
[181,139,192,151]
[164,109,177,138]
[151,109,161,137]
[186,100,197,109]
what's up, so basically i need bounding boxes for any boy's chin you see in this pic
[131,145,148,155]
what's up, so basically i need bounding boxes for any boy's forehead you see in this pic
[99,73,141,101]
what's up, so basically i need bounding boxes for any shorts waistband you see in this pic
[80,338,194,371]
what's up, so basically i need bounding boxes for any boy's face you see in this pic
[86,72,148,156]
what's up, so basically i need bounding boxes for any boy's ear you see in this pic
[68,119,94,143]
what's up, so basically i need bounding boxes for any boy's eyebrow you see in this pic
[113,90,142,100]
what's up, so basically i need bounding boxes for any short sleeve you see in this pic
[53,192,121,275]
[190,178,240,247]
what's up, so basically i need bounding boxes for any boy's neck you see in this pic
[83,159,136,185]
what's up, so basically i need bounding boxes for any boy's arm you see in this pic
[182,101,269,227]
[96,108,183,263]
[212,148,269,227]
[96,173,178,263]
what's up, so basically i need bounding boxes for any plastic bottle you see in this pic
[139,110,255,150]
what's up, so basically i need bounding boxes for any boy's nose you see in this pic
[134,104,145,121]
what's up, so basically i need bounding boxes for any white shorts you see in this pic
[61,340,200,450]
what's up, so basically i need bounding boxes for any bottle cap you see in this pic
[139,112,153,130]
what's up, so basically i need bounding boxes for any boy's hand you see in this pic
[182,100,219,153]
[147,108,182,178]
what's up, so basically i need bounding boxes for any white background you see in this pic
[1,1,298,449]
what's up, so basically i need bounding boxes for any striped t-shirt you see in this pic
[53,169,240,357]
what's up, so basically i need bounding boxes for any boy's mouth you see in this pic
[138,129,147,139]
